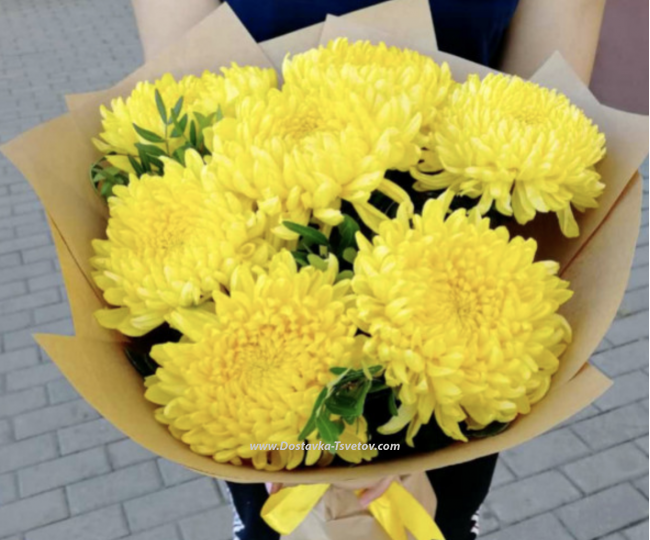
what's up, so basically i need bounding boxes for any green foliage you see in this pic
[89,157,129,199]
[298,365,385,449]
[283,221,330,247]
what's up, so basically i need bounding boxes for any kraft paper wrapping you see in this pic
[2,0,647,484]
[283,474,437,540]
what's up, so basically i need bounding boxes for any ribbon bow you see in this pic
[261,482,445,540]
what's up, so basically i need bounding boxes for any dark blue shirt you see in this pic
[224,3,518,539]
[228,0,520,67]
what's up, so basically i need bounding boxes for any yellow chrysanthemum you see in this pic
[93,65,277,170]
[144,251,377,470]
[411,74,606,237]
[283,39,455,170]
[351,192,573,443]
[91,150,273,336]
[206,88,420,239]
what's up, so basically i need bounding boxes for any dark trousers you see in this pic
[226,454,498,540]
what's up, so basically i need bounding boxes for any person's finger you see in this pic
[358,476,398,508]
[266,482,283,494]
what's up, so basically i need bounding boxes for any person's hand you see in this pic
[266,475,400,509]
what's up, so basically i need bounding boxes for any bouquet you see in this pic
[3,0,647,538]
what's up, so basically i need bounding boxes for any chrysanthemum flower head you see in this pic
[351,191,573,443]
[93,65,277,168]
[283,39,455,170]
[412,74,606,238]
[91,150,273,336]
[145,251,377,469]
[206,89,418,237]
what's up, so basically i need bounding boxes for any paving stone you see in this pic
[633,477,648,498]
[592,340,649,377]
[477,505,500,535]
[46,377,80,404]
[632,245,649,267]
[0,288,60,316]
[13,399,99,439]
[0,387,47,418]
[0,310,33,333]
[157,458,202,487]
[491,460,515,488]
[557,484,648,540]
[125,524,181,540]
[0,418,12,446]
[488,471,581,524]
[0,347,40,374]
[18,446,110,497]
[626,265,649,290]
[33,302,70,324]
[618,286,649,316]
[634,435,648,455]
[572,403,648,451]
[481,513,573,540]
[0,489,69,538]
[0,434,58,474]
[124,478,221,532]
[26,505,128,540]
[107,438,156,469]
[3,318,74,350]
[563,443,648,494]
[28,272,64,292]
[67,460,163,515]
[178,505,233,540]
[6,362,62,391]
[501,428,590,477]
[595,370,648,411]
[607,311,650,346]
[57,417,125,454]
[0,472,18,504]
[624,521,649,540]
[0,281,27,301]
[0,260,51,286]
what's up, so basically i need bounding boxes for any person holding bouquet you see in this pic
[127,1,606,538]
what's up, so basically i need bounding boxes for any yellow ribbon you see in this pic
[261,482,445,540]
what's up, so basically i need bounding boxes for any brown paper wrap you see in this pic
[283,474,437,540]
[2,0,647,484]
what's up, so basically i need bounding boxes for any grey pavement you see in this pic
[0,1,647,540]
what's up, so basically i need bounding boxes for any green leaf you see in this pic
[171,96,184,121]
[283,221,330,247]
[134,143,167,158]
[325,394,359,416]
[298,387,328,441]
[388,391,399,417]
[329,367,348,376]
[99,181,114,198]
[306,254,329,271]
[137,146,151,174]
[337,214,360,252]
[170,114,188,138]
[291,250,309,267]
[316,416,344,446]
[127,155,144,177]
[466,422,511,440]
[133,123,166,144]
[215,105,224,122]
[172,145,191,166]
[335,270,354,284]
[368,381,389,394]
[189,120,198,148]
[155,89,167,124]
[124,347,158,378]
[342,248,357,264]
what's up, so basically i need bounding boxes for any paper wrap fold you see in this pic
[2,0,647,484]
